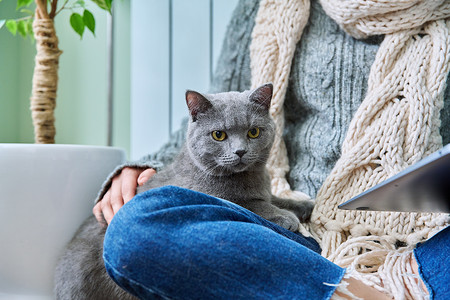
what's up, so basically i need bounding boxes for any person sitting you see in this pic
[94,0,450,299]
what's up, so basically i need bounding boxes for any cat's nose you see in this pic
[234,150,247,158]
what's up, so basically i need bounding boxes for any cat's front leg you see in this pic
[266,208,301,232]
[271,196,315,223]
[244,200,301,232]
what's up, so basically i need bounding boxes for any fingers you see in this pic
[102,190,116,224]
[93,200,104,224]
[93,167,156,225]
[110,173,125,215]
[137,168,156,186]
[93,190,115,225]
[121,168,141,204]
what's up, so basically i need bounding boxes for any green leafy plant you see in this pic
[1,0,111,39]
[0,0,112,143]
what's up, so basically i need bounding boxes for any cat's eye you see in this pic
[248,127,260,139]
[212,131,227,141]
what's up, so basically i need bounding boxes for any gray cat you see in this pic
[54,83,314,299]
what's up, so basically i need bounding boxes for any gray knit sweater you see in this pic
[96,0,450,202]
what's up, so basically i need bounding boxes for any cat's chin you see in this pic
[231,162,249,173]
[223,162,251,174]
[207,162,250,176]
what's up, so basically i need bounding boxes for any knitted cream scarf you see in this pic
[251,0,449,297]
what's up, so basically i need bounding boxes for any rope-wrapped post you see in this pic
[30,3,62,144]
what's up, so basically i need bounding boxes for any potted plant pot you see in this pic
[0,143,125,299]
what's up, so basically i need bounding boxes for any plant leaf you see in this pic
[105,0,112,12]
[16,0,33,10]
[70,13,85,38]
[83,9,95,35]
[75,0,86,8]
[0,20,5,30]
[20,8,34,15]
[17,20,28,37]
[91,0,107,10]
[26,18,33,38]
[6,20,18,36]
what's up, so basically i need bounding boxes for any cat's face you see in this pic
[185,84,275,176]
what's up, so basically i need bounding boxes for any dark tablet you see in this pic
[338,144,450,213]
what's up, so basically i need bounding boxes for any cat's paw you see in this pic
[271,196,315,223]
[269,210,300,232]
[291,200,314,222]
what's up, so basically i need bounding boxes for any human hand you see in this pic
[93,167,156,225]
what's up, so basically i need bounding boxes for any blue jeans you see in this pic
[103,186,449,299]
[414,224,450,299]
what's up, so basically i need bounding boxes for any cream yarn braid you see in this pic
[250,0,450,298]
[250,0,313,236]
[250,0,312,201]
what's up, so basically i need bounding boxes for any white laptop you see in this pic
[338,143,450,213]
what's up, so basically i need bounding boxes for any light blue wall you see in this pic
[130,0,239,159]
[0,1,33,143]
[54,5,109,146]
[112,0,131,155]
[0,9,20,142]
[130,0,171,160]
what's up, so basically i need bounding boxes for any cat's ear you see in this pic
[186,90,213,122]
[249,83,273,110]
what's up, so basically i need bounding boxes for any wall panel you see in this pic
[130,0,238,160]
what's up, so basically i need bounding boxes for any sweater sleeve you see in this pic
[94,118,188,203]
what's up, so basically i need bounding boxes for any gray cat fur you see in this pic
[54,217,137,300]
[54,84,313,299]
[137,84,314,228]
